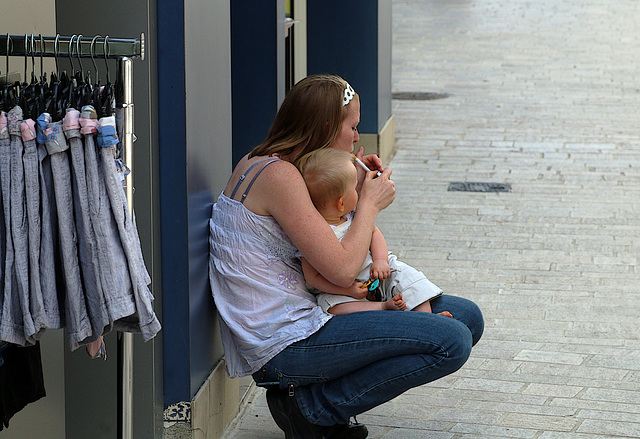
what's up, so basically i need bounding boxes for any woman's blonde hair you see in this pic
[249,74,359,170]
[300,149,356,210]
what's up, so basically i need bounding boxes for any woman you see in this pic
[209,74,483,439]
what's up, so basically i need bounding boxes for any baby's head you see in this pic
[301,149,358,215]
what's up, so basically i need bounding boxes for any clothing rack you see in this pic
[2,33,143,439]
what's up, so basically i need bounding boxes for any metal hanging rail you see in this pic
[0,34,144,60]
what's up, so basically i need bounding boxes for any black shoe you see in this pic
[323,420,368,439]
[266,388,324,439]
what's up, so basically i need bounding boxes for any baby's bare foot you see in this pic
[382,294,406,311]
[438,311,453,318]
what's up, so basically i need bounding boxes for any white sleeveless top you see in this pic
[209,193,332,377]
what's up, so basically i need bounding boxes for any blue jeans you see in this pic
[253,294,483,426]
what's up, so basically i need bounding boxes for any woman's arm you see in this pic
[301,258,368,299]
[248,159,395,287]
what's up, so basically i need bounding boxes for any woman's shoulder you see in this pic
[226,155,299,191]
[253,158,307,201]
[229,154,308,215]
[239,153,298,173]
[240,154,302,184]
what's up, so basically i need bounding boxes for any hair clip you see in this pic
[343,82,355,106]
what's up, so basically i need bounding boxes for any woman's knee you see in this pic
[459,299,484,346]
[431,295,484,346]
[441,318,473,372]
[469,302,484,346]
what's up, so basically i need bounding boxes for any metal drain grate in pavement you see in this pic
[448,182,511,193]
[392,92,451,100]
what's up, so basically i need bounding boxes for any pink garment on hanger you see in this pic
[20,119,36,141]
[79,105,99,134]
[0,112,7,135]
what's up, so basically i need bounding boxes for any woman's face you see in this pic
[331,98,360,153]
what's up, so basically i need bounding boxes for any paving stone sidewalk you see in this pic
[223,0,640,437]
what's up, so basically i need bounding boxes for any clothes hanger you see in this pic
[78,35,93,107]
[55,34,76,119]
[74,34,89,107]
[19,33,41,120]
[47,34,61,116]
[24,34,42,119]
[100,36,114,117]
[70,34,83,109]
[18,34,32,116]
[90,35,102,115]
[35,34,49,118]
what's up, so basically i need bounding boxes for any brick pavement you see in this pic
[223,0,640,437]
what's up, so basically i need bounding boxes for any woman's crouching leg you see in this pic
[262,310,477,427]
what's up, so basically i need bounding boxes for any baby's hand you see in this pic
[349,282,368,300]
[370,261,391,280]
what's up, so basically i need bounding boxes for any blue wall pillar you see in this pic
[231,1,285,165]
[307,0,393,157]
[157,0,190,407]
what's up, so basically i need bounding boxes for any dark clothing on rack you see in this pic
[0,343,46,431]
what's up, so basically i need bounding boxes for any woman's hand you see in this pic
[354,147,384,190]
[355,146,383,172]
[358,167,395,213]
[347,282,369,299]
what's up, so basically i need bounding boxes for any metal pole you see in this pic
[118,56,135,439]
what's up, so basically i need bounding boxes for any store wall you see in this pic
[1,1,57,75]
[55,1,163,438]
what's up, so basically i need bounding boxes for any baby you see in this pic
[300,148,452,317]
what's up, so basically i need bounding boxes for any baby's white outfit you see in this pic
[313,212,442,313]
